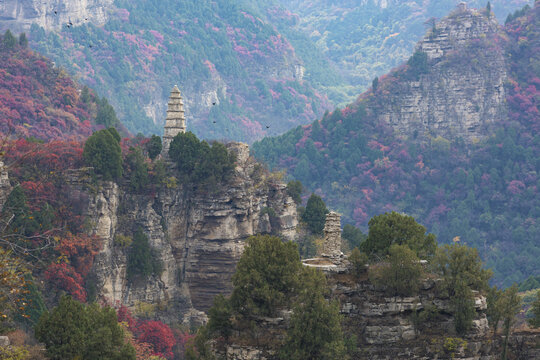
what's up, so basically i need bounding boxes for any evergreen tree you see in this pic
[169,131,202,180]
[486,2,492,18]
[369,244,423,296]
[3,30,17,48]
[301,194,328,235]
[35,295,136,360]
[528,290,540,328]
[486,285,504,340]
[500,285,521,360]
[342,224,366,250]
[361,212,437,259]
[372,77,379,91]
[432,244,492,334]
[124,147,149,192]
[95,97,120,127]
[286,180,303,205]
[18,33,28,48]
[126,228,161,281]
[147,135,162,160]
[281,267,346,360]
[83,129,123,181]
[230,235,301,317]
[206,295,232,340]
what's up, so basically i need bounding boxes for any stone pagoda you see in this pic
[162,85,186,157]
[322,211,342,257]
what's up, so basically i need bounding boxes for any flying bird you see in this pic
[266,125,270,129]
[212,102,216,105]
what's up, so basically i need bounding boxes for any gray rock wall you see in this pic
[71,147,297,322]
[0,0,113,33]
[374,8,507,143]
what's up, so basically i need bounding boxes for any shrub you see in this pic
[349,247,368,276]
[126,229,162,281]
[147,135,162,160]
[286,180,303,205]
[369,244,423,296]
[114,234,133,247]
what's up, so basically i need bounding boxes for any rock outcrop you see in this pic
[68,145,297,322]
[215,262,500,360]
[374,6,507,143]
[0,161,10,211]
[0,0,114,32]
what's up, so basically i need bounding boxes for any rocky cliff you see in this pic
[0,0,113,32]
[67,143,297,323]
[216,258,498,360]
[373,6,507,142]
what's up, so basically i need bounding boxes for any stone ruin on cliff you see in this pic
[322,211,342,257]
[161,85,186,157]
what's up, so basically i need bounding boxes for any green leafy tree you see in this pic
[126,228,161,281]
[35,295,136,360]
[528,290,540,328]
[286,180,303,205]
[83,129,123,181]
[407,50,429,79]
[3,30,17,48]
[432,244,492,334]
[369,244,423,296]
[301,194,328,235]
[280,267,346,360]
[361,212,437,259]
[194,141,236,186]
[500,285,522,360]
[147,135,163,160]
[372,77,379,91]
[230,235,301,317]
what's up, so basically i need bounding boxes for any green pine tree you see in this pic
[301,194,328,235]
[83,129,123,181]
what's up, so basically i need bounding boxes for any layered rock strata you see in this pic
[374,7,507,142]
[67,144,297,323]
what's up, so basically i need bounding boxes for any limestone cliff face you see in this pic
[0,161,10,211]
[73,143,297,322]
[215,263,497,360]
[0,0,113,32]
[373,7,507,142]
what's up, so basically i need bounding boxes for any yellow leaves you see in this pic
[453,236,461,243]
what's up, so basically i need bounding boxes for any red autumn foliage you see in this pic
[44,263,87,302]
[135,320,176,359]
[57,233,101,277]
[0,44,94,140]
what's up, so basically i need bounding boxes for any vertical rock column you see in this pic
[0,161,11,211]
[162,85,186,158]
[322,211,342,256]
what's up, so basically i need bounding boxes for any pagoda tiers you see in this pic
[162,85,186,156]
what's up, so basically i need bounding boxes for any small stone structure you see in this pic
[322,211,342,256]
[458,2,467,12]
[161,85,186,157]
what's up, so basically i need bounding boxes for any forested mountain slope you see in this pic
[0,31,120,140]
[253,2,540,286]
[277,0,532,103]
[25,0,338,142]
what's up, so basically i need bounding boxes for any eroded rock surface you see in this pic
[374,7,507,143]
[68,146,297,322]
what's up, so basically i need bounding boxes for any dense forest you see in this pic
[0,30,123,140]
[27,0,337,141]
[253,2,540,287]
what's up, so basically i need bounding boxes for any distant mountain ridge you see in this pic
[253,2,540,286]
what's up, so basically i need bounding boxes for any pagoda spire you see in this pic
[162,85,186,156]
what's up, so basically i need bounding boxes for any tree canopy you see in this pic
[301,194,329,235]
[35,295,136,360]
[361,211,437,259]
[83,129,123,181]
[231,234,302,317]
